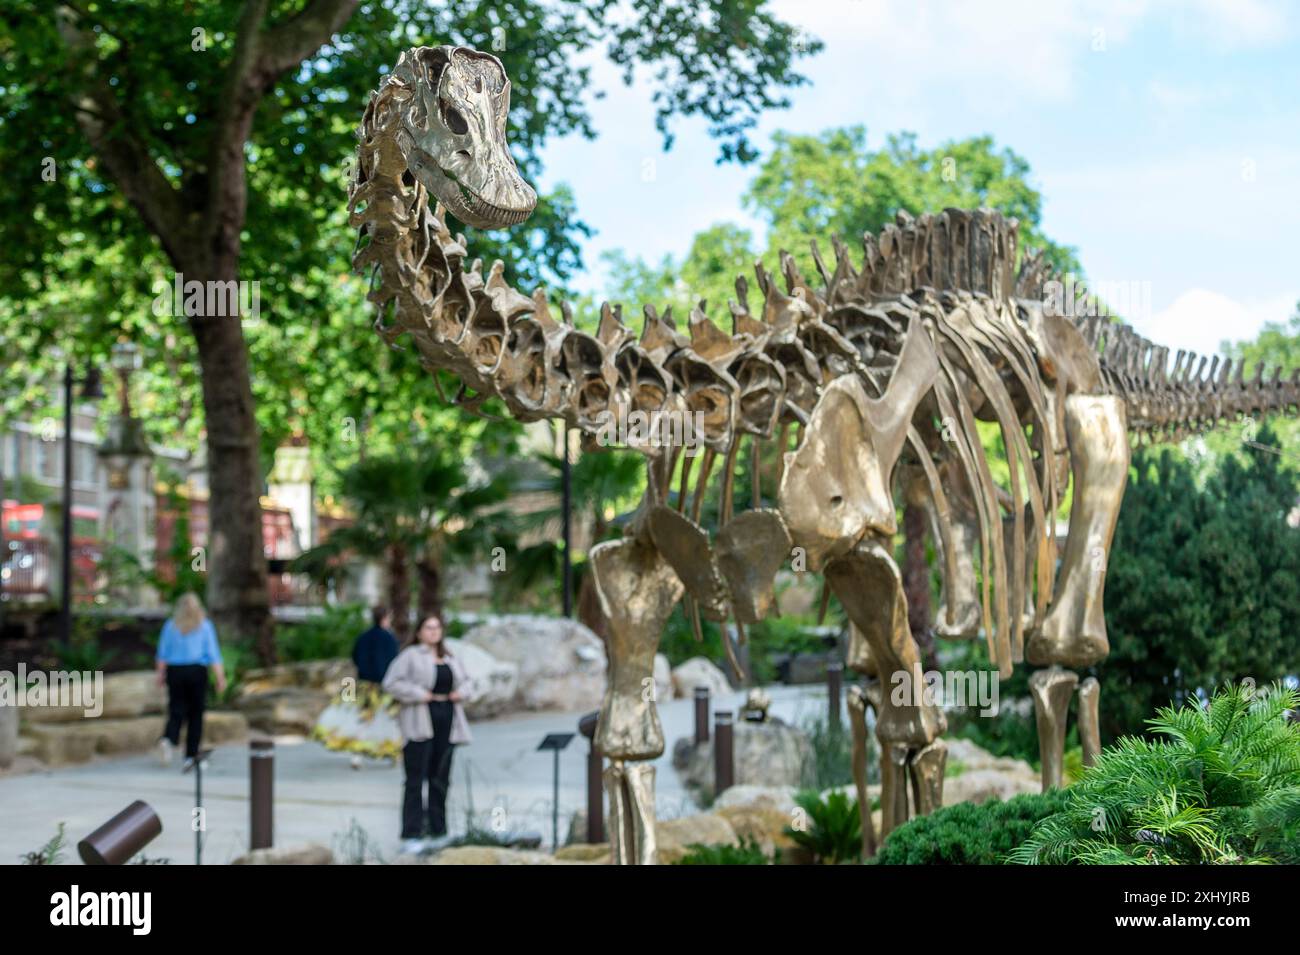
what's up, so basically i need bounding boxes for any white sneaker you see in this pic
[157,738,175,766]
[400,839,426,855]
[424,834,453,852]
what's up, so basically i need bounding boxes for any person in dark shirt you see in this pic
[352,606,399,685]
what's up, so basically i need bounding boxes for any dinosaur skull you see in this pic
[395,46,536,230]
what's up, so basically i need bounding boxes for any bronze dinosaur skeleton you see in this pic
[349,46,1300,862]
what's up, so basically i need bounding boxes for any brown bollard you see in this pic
[714,710,735,796]
[577,711,603,844]
[77,800,162,865]
[694,686,710,744]
[827,662,843,732]
[250,738,274,850]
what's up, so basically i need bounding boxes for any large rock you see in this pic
[714,805,798,859]
[943,768,1039,806]
[204,711,249,744]
[241,659,356,696]
[100,671,167,718]
[674,716,811,798]
[20,669,165,724]
[462,616,606,712]
[232,843,334,865]
[445,638,519,719]
[654,653,674,702]
[671,657,732,699]
[553,842,610,863]
[21,722,99,766]
[19,710,248,765]
[656,813,739,864]
[235,687,331,735]
[942,737,1039,806]
[712,784,798,815]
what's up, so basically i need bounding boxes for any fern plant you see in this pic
[20,823,67,865]
[784,789,863,864]
[1011,682,1300,864]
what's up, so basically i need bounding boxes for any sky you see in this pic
[533,0,1300,361]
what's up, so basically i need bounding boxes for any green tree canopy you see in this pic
[601,126,1081,322]
[0,0,820,652]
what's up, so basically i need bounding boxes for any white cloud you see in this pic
[1137,288,1298,359]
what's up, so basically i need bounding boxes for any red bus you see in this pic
[1,500,101,599]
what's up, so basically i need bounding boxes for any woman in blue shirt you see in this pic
[154,593,227,770]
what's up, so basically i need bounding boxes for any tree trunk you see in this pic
[189,278,273,664]
[902,501,937,672]
[387,541,411,643]
[416,553,442,626]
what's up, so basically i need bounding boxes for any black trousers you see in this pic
[401,702,455,838]
[163,664,208,758]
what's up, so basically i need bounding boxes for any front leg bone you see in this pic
[1030,395,1129,668]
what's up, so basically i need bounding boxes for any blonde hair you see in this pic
[172,592,206,635]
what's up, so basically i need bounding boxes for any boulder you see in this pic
[943,768,1040,806]
[675,716,811,797]
[241,659,356,696]
[20,722,99,766]
[462,616,606,712]
[553,842,611,863]
[712,784,798,815]
[90,717,166,755]
[671,657,732,699]
[656,813,739,864]
[654,653,674,702]
[231,843,334,865]
[444,638,518,719]
[235,687,331,735]
[204,710,250,744]
[941,737,1040,806]
[100,670,166,718]
[945,736,1037,776]
[18,709,247,765]
[714,805,798,858]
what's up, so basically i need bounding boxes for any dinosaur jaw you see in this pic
[414,157,535,230]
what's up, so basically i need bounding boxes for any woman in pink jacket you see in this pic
[382,613,474,854]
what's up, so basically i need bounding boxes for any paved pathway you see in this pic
[0,684,830,864]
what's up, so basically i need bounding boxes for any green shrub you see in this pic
[214,639,256,707]
[674,835,772,865]
[1011,683,1300,864]
[873,790,1069,865]
[277,604,366,662]
[784,789,862,864]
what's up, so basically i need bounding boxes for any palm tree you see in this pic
[293,444,513,640]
